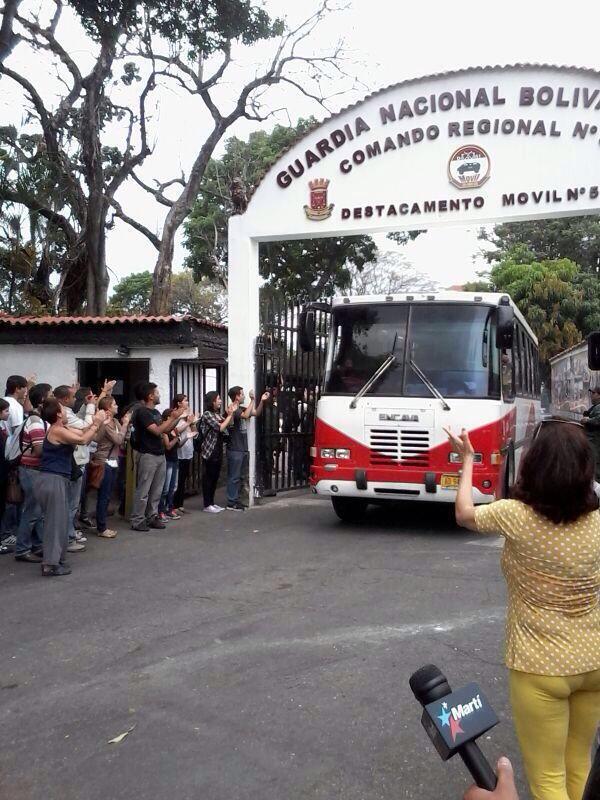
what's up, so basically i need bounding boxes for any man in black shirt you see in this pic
[130,382,187,531]
[226,386,269,510]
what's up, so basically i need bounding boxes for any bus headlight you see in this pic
[320,448,335,458]
[335,449,351,459]
[449,452,483,464]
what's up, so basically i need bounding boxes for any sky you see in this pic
[3,0,600,292]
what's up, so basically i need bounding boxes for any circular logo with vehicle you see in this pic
[448,145,490,189]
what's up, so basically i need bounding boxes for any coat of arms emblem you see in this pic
[304,178,334,220]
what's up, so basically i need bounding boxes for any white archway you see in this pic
[228,64,600,500]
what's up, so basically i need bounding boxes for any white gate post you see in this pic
[227,216,260,506]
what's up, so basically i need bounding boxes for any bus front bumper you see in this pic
[312,479,495,504]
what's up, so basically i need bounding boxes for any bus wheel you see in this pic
[331,497,368,522]
[503,443,516,498]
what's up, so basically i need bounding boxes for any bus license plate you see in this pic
[440,474,460,489]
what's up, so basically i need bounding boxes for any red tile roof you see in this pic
[0,314,226,330]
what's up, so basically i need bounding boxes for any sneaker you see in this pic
[158,512,171,523]
[97,529,117,539]
[203,506,220,513]
[75,531,87,543]
[2,534,17,546]
[131,522,150,532]
[166,511,181,520]
[227,503,245,512]
[78,515,93,529]
[66,542,86,553]
[177,507,186,514]
[209,505,225,513]
[211,504,225,512]
[148,516,166,530]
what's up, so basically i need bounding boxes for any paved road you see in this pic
[0,493,526,800]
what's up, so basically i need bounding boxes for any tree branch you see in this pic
[2,188,77,244]
[0,0,21,64]
[109,197,161,250]
[130,171,174,207]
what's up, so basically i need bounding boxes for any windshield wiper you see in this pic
[349,354,396,409]
[409,357,451,411]
[349,332,399,410]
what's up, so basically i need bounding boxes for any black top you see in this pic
[41,438,73,478]
[227,407,248,452]
[134,406,164,456]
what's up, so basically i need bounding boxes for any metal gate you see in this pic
[255,301,329,496]
[169,360,228,494]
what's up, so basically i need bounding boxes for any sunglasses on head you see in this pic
[533,418,584,439]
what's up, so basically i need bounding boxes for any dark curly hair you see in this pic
[512,419,599,524]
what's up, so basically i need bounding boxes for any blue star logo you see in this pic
[437,704,451,727]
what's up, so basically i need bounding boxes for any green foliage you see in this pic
[67,1,283,58]
[480,249,600,365]
[108,269,225,321]
[481,217,600,275]
[108,270,153,314]
[184,119,377,301]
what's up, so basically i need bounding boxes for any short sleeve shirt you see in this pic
[227,408,248,452]
[2,396,23,434]
[474,499,600,675]
[134,407,164,456]
[20,415,47,468]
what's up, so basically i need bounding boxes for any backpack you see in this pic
[4,415,47,467]
[193,417,205,453]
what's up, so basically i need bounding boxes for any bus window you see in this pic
[324,304,408,395]
[404,304,501,399]
[513,327,522,395]
[501,347,515,402]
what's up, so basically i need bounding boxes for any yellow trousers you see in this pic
[509,668,600,800]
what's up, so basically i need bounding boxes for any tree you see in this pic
[107,271,153,315]
[480,217,600,275]
[349,251,436,296]
[1,1,349,314]
[468,246,600,366]
[107,269,225,322]
[184,120,378,301]
[0,1,21,64]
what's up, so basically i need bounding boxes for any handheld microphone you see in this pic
[409,664,498,791]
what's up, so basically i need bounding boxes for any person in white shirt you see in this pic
[2,375,28,434]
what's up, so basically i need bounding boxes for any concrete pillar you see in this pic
[227,216,260,505]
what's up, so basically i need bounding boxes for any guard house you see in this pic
[0,314,228,413]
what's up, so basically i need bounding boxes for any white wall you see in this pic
[0,343,198,398]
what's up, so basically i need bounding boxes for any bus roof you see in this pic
[330,291,538,345]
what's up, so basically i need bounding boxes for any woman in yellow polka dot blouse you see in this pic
[446,419,600,800]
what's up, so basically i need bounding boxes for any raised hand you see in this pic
[102,379,117,395]
[261,391,271,402]
[93,410,107,426]
[444,426,475,459]
[249,389,255,401]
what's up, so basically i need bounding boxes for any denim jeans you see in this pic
[15,466,43,556]
[226,450,247,505]
[159,461,179,513]
[95,464,117,533]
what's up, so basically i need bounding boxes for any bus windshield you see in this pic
[324,303,501,399]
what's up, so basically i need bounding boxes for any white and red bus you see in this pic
[302,292,541,521]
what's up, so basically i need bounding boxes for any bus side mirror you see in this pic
[589,331,600,370]
[299,308,316,352]
[496,305,514,350]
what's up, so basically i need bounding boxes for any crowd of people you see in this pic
[0,374,270,576]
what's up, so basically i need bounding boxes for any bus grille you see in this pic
[369,428,430,466]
